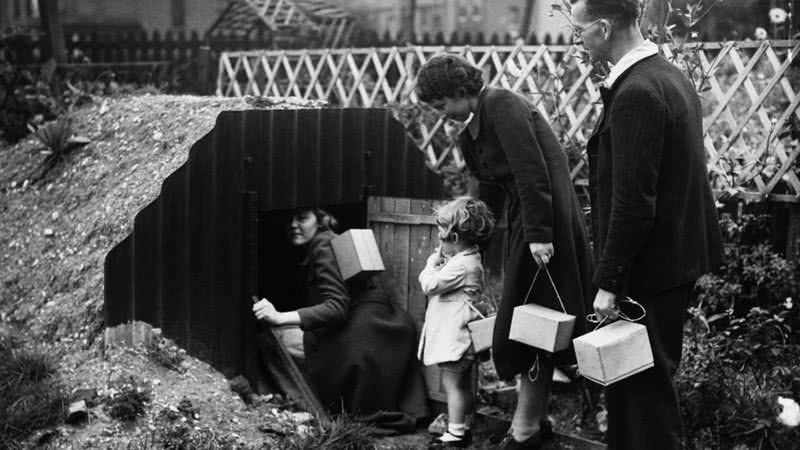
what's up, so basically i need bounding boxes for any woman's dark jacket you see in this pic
[294,230,428,432]
[460,87,595,380]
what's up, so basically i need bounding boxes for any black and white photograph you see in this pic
[1,0,799,448]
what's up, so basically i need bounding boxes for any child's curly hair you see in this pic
[435,196,495,244]
[415,54,484,103]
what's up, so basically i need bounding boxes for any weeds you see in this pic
[280,414,378,450]
[146,333,187,374]
[105,375,152,422]
[0,328,66,448]
[26,117,86,183]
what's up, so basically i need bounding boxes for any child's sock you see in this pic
[438,423,465,442]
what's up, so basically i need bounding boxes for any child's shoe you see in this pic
[428,429,472,449]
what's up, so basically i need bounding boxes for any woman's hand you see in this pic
[253,298,284,325]
[529,242,554,266]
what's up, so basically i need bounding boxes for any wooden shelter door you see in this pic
[367,196,480,404]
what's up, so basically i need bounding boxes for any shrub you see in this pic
[0,328,66,449]
[146,334,187,374]
[679,212,800,448]
[30,117,73,156]
[279,414,377,450]
[105,375,152,422]
[0,31,61,144]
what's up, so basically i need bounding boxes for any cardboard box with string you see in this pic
[509,265,577,353]
[573,298,654,386]
[465,295,497,353]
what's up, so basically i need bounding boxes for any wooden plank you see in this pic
[392,198,411,311]
[406,199,438,333]
[377,197,399,309]
[368,211,437,225]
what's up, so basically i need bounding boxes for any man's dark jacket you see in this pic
[588,54,723,295]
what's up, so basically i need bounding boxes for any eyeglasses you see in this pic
[572,18,604,39]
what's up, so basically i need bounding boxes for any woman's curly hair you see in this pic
[415,54,484,103]
[435,196,495,245]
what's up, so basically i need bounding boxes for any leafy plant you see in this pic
[0,328,66,449]
[679,212,800,448]
[279,414,378,450]
[0,31,61,143]
[146,334,187,374]
[104,375,152,422]
[30,117,73,156]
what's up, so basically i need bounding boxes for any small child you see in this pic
[418,196,495,449]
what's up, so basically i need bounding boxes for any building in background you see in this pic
[1,0,229,35]
[339,0,570,42]
[0,0,40,30]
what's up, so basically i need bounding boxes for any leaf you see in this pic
[708,313,729,323]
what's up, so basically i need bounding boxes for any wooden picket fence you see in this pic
[217,40,800,203]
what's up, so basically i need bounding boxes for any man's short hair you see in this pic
[581,0,642,28]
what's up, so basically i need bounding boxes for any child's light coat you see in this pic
[417,246,483,365]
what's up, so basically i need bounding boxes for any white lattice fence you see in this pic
[218,41,800,203]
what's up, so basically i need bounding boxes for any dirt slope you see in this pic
[0,95,336,449]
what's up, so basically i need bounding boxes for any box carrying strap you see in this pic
[522,265,568,314]
[521,264,568,383]
[586,297,647,330]
[465,300,487,320]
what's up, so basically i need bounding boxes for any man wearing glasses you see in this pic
[572,1,723,449]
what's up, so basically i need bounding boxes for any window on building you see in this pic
[458,5,468,23]
[508,6,521,25]
[13,0,21,18]
[432,14,442,29]
[29,0,39,17]
[171,0,186,28]
[507,5,521,36]
[471,0,482,22]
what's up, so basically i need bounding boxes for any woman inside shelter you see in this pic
[252,208,427,434]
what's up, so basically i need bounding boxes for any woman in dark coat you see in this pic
[253,209,427,434]
[416,55,595,449]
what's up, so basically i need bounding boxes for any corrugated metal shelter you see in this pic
[104,108,442,391]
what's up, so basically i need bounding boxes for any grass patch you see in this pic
[280,414,378,450]
[105,375,152,422]
[0,328,66,448]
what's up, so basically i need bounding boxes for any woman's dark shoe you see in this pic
[427,430,473,449]
[500,420,554,450]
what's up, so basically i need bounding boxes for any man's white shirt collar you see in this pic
[604,40,659,88]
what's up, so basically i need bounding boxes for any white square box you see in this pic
[573,320,655,386]
[467,315,496,353]
[509,303,575,352]
[331,229,385,280]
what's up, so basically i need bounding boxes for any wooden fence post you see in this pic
[38,0,66,64]
[788,203,800,260]
[198,45,213,95]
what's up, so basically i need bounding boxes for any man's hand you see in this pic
[253,298,283,325]
[593,289,619,321]
[529,242,554,266]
